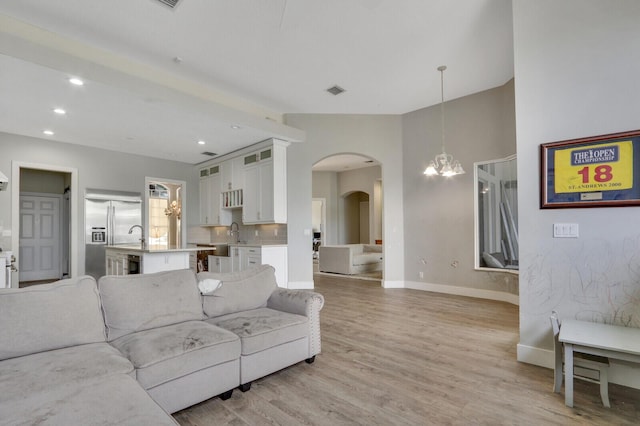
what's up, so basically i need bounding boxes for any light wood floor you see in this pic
[174,274,640,425]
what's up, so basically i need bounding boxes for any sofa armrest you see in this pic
[267,289,325,357]
[318,246,353,274]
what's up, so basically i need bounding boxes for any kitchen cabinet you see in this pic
[231,246,241,272]
[242,141,287,224]
[229,245,288,287]
[189,251,197,271]
[207,255,231,273]
[142,251,189,274]
[199,164,231,226]
[221,156,245,191]
[240,246,261,270]
[106,251,127,275]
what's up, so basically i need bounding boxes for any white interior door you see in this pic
[19,194,61,282]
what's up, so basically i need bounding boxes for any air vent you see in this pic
[155,0,181,9]
[326,85,346,96]
[201,151,217,157]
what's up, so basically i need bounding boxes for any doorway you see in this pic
[311,198,325,260]
[311,154,383,281]
[11,162,78,288]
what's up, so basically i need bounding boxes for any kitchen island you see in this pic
[105,245,210,275]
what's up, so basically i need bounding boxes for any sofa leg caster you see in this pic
[305,356,316,364]
[219,389,233,400]
[239,383,251,392]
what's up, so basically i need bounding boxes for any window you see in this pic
[474,155,518,272]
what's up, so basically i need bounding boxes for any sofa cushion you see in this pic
[353,252,383,266]
[0,373,178,426]
[0,342,134,400]
[109,320,240,389]
[207,308,308,356]
[198,264,278,318]
[0,276,106,361]
[98,269,204,341]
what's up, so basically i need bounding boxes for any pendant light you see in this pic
[423,65,465,177]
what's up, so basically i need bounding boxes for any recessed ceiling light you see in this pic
[69,77,84,86]
[53,108,66,115]
[43,130,54,135]
[231,125,241,130]
[197,140,206,145]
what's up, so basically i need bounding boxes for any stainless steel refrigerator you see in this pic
[85,189,142,279]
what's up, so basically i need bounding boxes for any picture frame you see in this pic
[540,129,640,208]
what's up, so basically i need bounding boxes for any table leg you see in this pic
[564,342,574,407]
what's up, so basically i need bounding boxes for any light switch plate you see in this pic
[553,223,579,238]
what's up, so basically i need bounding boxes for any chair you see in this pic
[550,311,611,407]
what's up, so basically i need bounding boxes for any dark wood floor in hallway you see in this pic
[174,274,640,425]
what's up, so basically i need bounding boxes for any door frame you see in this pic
[11,161,79,286]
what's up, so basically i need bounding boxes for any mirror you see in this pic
[474,155,518,272]
[145,177,186,249]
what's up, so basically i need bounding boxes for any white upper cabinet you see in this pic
[221,156,245,191]
[199,139,288,226]
[242,141,287,224]
[199,164,231,226]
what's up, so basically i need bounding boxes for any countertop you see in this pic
[107,243,288,254]
[106,244,208,253]
[190,242,288,248]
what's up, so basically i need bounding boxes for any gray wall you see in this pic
[513,0,640,387]
[285,114,404,288]
[402,79,517,293]
[20,169,67,194]
[0,132,199,274]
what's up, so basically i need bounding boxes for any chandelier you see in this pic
[165,200,181,220]
[423,65,465,177]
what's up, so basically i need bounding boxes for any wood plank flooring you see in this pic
[174,274,640,425]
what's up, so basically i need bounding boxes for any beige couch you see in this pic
[319,244,383,275]
[0,265,324,425]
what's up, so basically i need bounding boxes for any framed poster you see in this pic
[540,129,640,208]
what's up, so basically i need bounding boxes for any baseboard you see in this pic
[517,344,553,369]
[288,280,314,290]
[405,280,519,305]
[382,280,404,288]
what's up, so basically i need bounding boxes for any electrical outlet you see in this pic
[255,230,259,236]
[419,271,424,279]
[274,228,278,237]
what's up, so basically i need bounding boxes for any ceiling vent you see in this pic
[201,151,217,157]
[326,85,346,96]
[155,0,181,9]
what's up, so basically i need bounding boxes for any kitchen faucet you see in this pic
[128,225,146,250]
[230,222,240,243]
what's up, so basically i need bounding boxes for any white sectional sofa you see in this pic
[318,244,383,275]
[0,265,324,425]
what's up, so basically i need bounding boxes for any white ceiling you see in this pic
[0,0,514,164]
